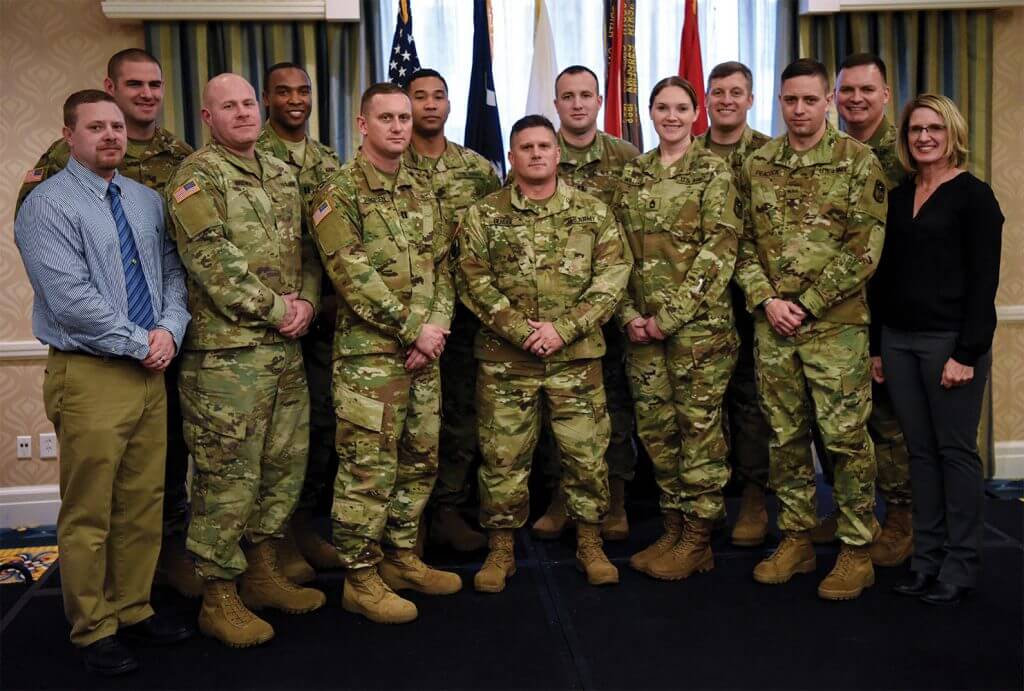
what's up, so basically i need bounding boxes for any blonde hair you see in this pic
[896,93,969,173]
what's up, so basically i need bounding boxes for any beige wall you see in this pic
[991,8,1024,443]
[0,3,1022,489]
[0,0,143,486]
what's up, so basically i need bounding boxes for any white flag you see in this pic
[524,0,559,128]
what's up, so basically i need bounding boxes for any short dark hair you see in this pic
[509,114,557,146]
[649,76,698,110]
[707,61,753,93]
[406,68,448,94]
[263,62,310,91]
[107,48,161,81]
[555,65,600,95]
[839,52,888,82]
[781,58,830,89]
[360,82,410,114]
[64,89,119,127]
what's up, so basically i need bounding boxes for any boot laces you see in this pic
[832,549,857,577]
[215,584,256,626]
[483,539,513,569]
[767,535,801,563]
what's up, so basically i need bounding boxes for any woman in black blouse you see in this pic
[870,93,1003,605]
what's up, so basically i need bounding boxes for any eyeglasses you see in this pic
[908,124,946,137]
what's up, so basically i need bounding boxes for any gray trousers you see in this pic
[881,327,990,587]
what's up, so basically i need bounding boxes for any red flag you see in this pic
[678,0,708,135]
[604,0,624,137]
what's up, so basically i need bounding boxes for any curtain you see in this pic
[797,8,994,180]
[145,0,382,161]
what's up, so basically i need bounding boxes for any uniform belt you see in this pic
[49,346,135,362]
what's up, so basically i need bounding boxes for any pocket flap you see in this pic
[335,385,385,432]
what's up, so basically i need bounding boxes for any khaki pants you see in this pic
[43,350,167,647]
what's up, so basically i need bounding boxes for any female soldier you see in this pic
[615,77,741,580]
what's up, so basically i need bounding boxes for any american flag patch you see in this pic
[312,200,333,227]
[23,168,44,184]
[173,180,200,203]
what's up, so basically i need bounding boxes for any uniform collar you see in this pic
[701,124,755,150]
[510,177,572,218]
[405,138,466,173]
[66,155,124,200]
[212,143,287,182]
[558,130,606,168]
[355,151,416,192]
[257,124,317,168]
[774,122,839,168]
[631,141,699,179]
[864,117,895,152]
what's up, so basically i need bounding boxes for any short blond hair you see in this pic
[896,93,969,174]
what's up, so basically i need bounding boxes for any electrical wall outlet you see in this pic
[16,436,32,459]
[39,432,58,459]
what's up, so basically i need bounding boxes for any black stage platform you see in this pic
[2,491,1021,691]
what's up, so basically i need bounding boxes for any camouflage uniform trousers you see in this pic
[331,353,440,569]
[754,318,877,546]
[477,359,611,529]
[536,323,637,482]
[179,341,310,579]
[626,331,738,519]
[432,305,481,508]
[297,323,338,511]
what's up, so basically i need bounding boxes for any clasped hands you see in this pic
[625,316,666,344]
[142,328,176,371]
[524,319,566,358]
[278,292,315,339]
[406,324,450,371]
[764,298,806,337]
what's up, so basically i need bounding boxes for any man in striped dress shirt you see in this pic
[14,90,192,676]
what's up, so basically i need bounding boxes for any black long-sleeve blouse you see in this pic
[870,171,1004,366]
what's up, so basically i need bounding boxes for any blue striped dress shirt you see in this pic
[14,156,190,359]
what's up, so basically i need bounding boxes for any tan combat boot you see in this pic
[474,529,516,593]
[753,531,817,584]
[198,579,274,648]
[343,566,418,624]
[818,544,875,600]
[646,515,714,580]
[730,484,768,547]
[430,506,487,552]
[869,504,913,567]
[154,533,204,598]
[239,540,327,614]
[808,509,839,544]
[531,484,573,539]
[274,528,316,584]
[601,478,630,541]
[379,548,463,595]
[290,509,344,570]
[576,522,619,586]
[629,510,683,573]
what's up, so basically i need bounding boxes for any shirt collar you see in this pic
[66,155,123,200]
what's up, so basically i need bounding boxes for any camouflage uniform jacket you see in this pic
[403,139,502,236]
[735,124,887,325]
[614,145,740,338]
[557,130,640,206]
[457,179,631,363]
[863,117,905,190]
[309,153,452,358]
[166,143,321,350]
[698,126,772,183]
[17,127,193,214]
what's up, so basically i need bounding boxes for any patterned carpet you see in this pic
[0,546,58,585]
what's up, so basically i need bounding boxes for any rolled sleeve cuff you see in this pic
[797,288,827,319]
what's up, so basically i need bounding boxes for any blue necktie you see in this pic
[108,182,156,331]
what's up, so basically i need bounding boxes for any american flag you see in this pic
[388,0,421,88]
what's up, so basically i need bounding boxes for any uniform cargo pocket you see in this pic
[335,385,385,432]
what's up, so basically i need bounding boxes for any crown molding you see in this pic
[101,0,361,22]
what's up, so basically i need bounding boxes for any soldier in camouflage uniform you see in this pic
[308,83,461,625]
[615,77,740,581]
[402,69,502,553]
[529,65,640,542]
[255,62,344,580]
[457,115,631,592]
[166,74,325,648]
[700,62,775,548]
[807,53,911,567]
[16,49,200,599]
[735,60,886,601]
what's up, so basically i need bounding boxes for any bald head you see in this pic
[201,73,261,156]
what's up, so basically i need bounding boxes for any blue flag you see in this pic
[388,0,420,88]
[464,0,505,179]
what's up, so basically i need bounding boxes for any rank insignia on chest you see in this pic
[312,199,333,227]
[173,180,201,203]
[23,167,44,184]
[873,180,886,204]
